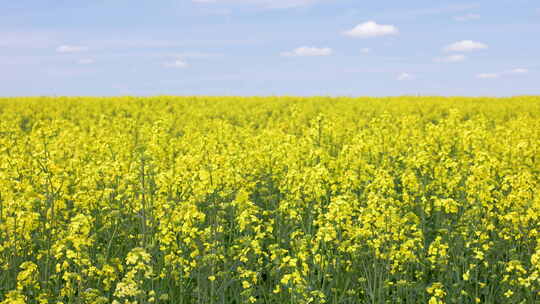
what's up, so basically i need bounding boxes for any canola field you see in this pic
[1,96,540,304]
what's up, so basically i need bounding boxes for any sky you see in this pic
[0,0,539,96]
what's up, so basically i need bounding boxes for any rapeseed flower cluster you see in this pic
[0,96,539,303]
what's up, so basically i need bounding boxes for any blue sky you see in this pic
[1,0,539,96]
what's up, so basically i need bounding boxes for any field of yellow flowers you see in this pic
[1,96,539,304]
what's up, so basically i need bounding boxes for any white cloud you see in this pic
[476,73,499,79]
[444,40,488,52]
[397,72,414,80]
[77,58,94,65]
[360,48,371,54]
[509,68,528,74]
[435,54,466,63]
[343,21,399,38]
[280,46,332,57]
[454,13,480,21]
[164,59,188,68]
[56,45,88,53]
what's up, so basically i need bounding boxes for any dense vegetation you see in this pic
[1,96,539,303]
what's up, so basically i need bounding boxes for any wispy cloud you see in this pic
[454,13,480,21]
[56,45,88,53]
[161,52,222,68]
[77,58,95,65]
[192,0,321,9]
[476,73,499,79]
[173,52,224,59]
[0,31,57,49]
[435,54,466,63]
[343,21,399,38]
[374,3,480,20]
[164,59,188,68]
[280,46,332,57]
[476,68,529,79]
[360,48,371,54]
[509,68,528,74]
[444,40,488,52]
[397,72,414,80]
[79,37,260,51]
